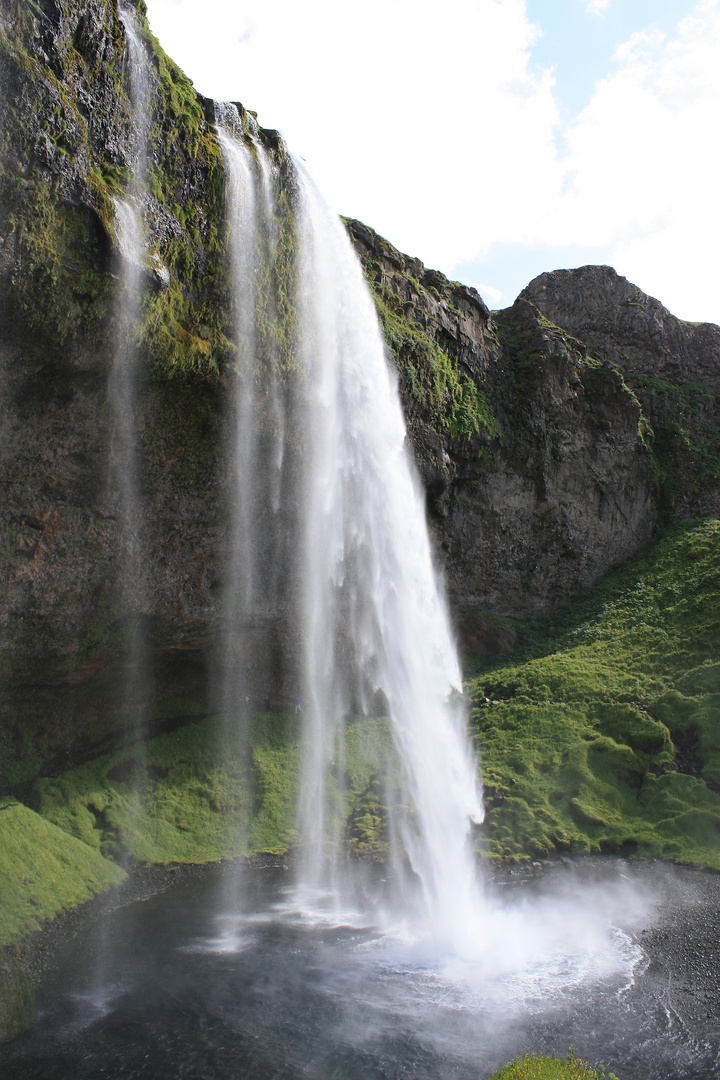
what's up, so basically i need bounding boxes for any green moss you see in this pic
[470,519,720,866]
[367,274,498,445]
[249,712,301,854]
[141,281,225,382]
[29,712,400,869]
[624,373,720,514]
[0,172,112,350]
[0,801,125,948]
[489,1052,618,1079]
[33,721,244,864]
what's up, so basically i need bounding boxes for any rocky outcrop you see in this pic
[346,218,497,383]
[0,0,291,778]
[521,267,720,520]
[441,299,656,619]
[521,266,720,388]
[345,218,500,517]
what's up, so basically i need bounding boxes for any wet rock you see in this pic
[0,958,36,1043]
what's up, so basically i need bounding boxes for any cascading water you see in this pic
[106,4,155,786]
[215,111,485,949]
[293,168,485,945]
[215,111,288,675]
[214,104,293,867]
[215,104,262,724]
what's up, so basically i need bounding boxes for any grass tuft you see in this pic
[489,1051,618,1079]
[0,801,125,948]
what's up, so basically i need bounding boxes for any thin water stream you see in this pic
[3,859,720,1079]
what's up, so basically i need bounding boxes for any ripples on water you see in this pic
[4,860,720,1080]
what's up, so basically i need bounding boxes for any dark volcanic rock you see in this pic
[521,265,720,387]
[441,299,656,616]
[347,226,659,617]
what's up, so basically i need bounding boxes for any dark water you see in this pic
[3,860,720,1079]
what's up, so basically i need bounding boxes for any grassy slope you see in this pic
[0,801,125,948]
[2,519,718,956]
[470,519,720,866]
[31,712,394,869]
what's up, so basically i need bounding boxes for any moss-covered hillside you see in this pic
[470,518,720,867]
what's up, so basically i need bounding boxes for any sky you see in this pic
[142,0,720,324]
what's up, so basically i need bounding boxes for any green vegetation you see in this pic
[366,270,498,445]
[625,373,720,514]
[470,519,720,866]
[23,712,396,870]
[489,1052,618,1080]
[4,521,719,953]
[0,706,402,959]
[0,800,125,948]
[33,719,264,865]
[0,173,112,351]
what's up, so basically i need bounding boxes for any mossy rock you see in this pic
[471,518,720,866]
[0,956,36,1043]
[489,1052,618,1079]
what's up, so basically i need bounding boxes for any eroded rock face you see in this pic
[521,266,720,388]
[443,300,656,617]
[345,218,500,517]
[520,266,720,520]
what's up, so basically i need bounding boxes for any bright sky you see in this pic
[142,0,720,324]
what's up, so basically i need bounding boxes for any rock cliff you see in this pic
[521,265,720,388]
[346,222,661,637]
[1,0,719,785]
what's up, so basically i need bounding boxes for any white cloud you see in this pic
[143,0,720,323]
[553,0,720,320]
[474,282,505,305]
[584,0,611,14]
[143,0,560,270]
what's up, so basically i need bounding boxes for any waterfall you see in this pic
[216,111,485,949]
[215,104,289,712]
[294,169,485,944]
[107,5,155,757]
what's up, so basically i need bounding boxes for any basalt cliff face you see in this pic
[1,0,719,783]
[346,223,718,645]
